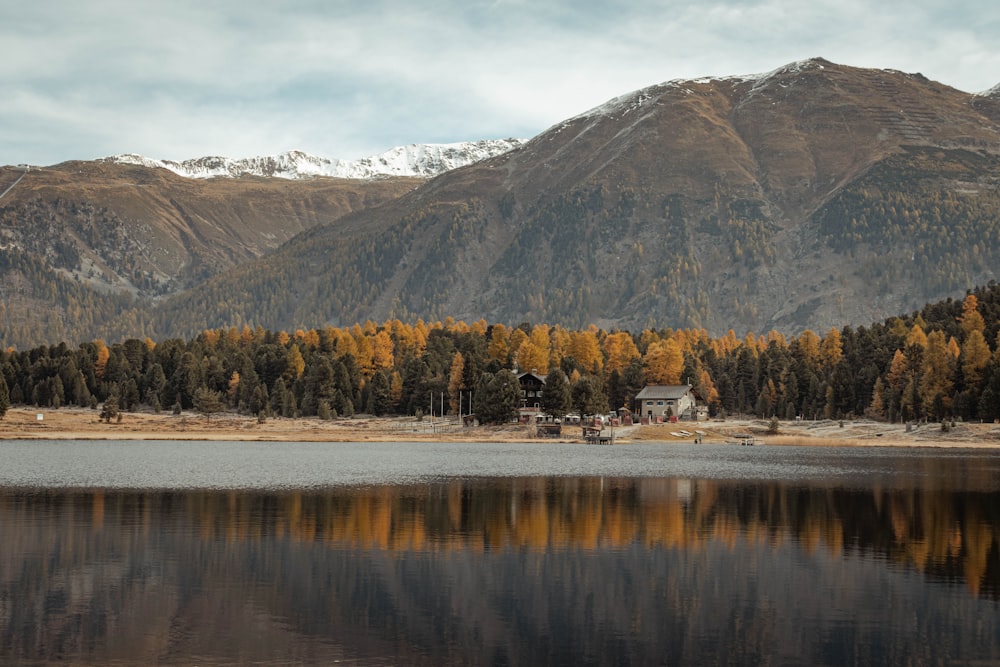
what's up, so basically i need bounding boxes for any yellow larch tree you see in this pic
[567,328,603,373]
[961,329,991,387]
[286,345,305,380]
[603,332,641,373]
[638,329,662,353]
[410,320,428,356]
[355,334,375,378]
[796,330,821,367]
[201,329,221,348]
[227,371,240,404]
[239,325,254,346]
[905,324,928,349]
[959,294,986,338]
[372,330,395,371]
[516,328,549,374]
[487,324,511,365]
[548,325,571,370]
[508,328,529,367]
[714,329,742,357]
[448,351,465,414]
[698,368,719,405]
[94,340,110,380]
[886,349,910,393]
[644,339,684,385]
[819,327,843,370]
[331,328,359,359]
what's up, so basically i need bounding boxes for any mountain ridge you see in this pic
[149,58,1000,338]
[98,139,526,180]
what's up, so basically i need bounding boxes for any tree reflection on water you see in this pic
[2,478,999,665]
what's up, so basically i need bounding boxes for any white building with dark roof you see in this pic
[634,385,706,421]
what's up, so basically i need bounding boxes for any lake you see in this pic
[1,440,999,665]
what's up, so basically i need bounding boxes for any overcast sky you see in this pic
[2,0,997,166]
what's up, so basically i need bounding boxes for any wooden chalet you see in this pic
[517,369,547,421]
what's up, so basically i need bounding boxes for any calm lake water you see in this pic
[2,440,1000,665]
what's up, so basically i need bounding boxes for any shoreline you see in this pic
[3,407,1000,448]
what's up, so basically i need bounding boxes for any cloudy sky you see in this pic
[3,0,998,166]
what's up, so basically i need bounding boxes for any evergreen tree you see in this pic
[99,393,120,423]
[367,370,393,416]
[301,356,335,416]
[540,367,571,419]
[192,387,224,421]
[571,375,608,419]
[474,370,520,424]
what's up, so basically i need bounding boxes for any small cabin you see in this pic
[634,385,705,421]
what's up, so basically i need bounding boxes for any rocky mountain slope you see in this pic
[151,58,1000,338]
[0,161,421,346]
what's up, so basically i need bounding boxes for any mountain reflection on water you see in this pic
[3,476,1000,665]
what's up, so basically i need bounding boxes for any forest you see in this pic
[3,283,1000,426]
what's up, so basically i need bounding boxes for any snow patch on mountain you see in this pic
[560,58,836,128]
[105,139,525,180]
[978,83,1000,98]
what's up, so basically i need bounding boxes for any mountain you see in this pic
[150,58,1000,338]
[102,139,526,180]
[0,161,421,347]
[0,139,525,348]
[5,58,1000,347]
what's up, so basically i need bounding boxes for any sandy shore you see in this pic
[3,407,1000,447]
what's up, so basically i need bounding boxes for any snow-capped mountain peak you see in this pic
[104,139,525,180]
[978,82,1000,98]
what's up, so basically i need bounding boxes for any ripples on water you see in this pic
[1,440,999,665]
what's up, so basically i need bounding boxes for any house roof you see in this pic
[517,370,547,383]
[635,385,694,400]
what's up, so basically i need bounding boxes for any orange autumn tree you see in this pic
[603,332,640,374]
[487,324,511,365]
[516,325,550,374]
[644,338,684,385]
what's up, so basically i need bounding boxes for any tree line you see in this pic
[3,284,1000,425]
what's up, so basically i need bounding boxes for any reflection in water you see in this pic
[2,479,1000,665]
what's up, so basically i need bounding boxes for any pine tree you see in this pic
[192,387,224,421]
[367,370,392,416]
[99,393,120,423]
[571,375,608,419]
[540,367,571,419]
[474,370,520,424]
